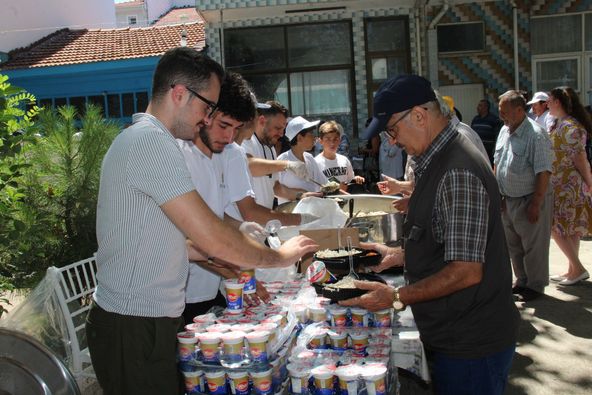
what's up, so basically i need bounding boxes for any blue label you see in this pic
[315,387,333,395]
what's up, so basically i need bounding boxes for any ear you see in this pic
[170,85,186,105]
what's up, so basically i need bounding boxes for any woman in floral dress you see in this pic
[547,86,592,285]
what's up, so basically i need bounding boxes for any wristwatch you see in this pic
[392,287,405,310]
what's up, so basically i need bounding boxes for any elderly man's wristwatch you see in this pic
[392,287,405,310]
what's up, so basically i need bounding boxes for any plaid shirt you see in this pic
[414,123,489,263]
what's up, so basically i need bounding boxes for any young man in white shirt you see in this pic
[314,120,365,192]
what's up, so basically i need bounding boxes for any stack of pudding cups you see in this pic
[205,370,227,395]
[220,331,247,368]
[372,309,392,327]
[177,331,197,365]
[335,365,360,395]
[245,330,271,364]
[183,370,204,395]
[349,331,369,357]
[329,306,348,327]
[361,363,388,395]
[228,370,250,395]
[327,330,348,352]
[251,368,274,395]
[224,279,245,314]
[311,365,335,395]
[198,332,222,364]
[287,363,311,395]
[350,308,369,327]
[238,268,257,294]
[308,306,328,323]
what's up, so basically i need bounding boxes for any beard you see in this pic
[199,125,225,154]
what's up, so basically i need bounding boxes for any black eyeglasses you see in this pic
[384,108,413,139]
[171,84,218,117]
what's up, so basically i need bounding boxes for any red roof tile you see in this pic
[1,22,205,70]
[154,7,204,26]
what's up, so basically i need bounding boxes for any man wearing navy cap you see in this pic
[341,75,519,394]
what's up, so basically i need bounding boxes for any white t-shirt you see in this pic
[178,139,226,304]
[223,142,256,221]
[277,150,327,205]
[242,135,279,209]
[314,153,355,184]
[535,110,554,133]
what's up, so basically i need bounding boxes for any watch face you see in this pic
[393,301,404,310]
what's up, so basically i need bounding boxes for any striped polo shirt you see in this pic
[94,113,195,318]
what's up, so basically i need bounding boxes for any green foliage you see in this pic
[0,74,119,311]
[0,74,40,314]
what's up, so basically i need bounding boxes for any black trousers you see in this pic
[86,303,184,395]
[182,291,227,326]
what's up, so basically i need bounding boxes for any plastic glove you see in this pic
[299,213,320,225]
[239,221,267,244]
[285,161,309,180]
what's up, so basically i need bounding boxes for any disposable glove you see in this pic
[285,161,309,180]
[299,213,320,225]
[239,221,267,244]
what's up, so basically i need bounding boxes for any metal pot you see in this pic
[276,194,405,246]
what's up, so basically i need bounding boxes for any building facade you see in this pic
[199,0,591,140]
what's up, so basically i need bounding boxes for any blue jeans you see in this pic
[431,344,516,395]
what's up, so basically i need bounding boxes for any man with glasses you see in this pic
[341,75,519,395]
[87,47,318,395]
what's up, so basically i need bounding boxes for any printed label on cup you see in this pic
[224,280,245,311]
[238,269,257,294]
[183,370,203,394]
[205,371,227,395]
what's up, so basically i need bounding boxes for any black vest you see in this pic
[404,132,520,358]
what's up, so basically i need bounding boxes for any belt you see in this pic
[501,193,532,200]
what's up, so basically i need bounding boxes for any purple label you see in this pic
[243,277,256,293]
[226,292,243,310]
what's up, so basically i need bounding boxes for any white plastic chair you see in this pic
[47,255,98,378]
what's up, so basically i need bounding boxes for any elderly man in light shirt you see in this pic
[527,91,554,132]
[494,90,553,302]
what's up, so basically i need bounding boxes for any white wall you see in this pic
[116,5,149,27]
[146,0,193,24]
[0,0,116,52]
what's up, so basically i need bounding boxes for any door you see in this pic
[438,83,484,122]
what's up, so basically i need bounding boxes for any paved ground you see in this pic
[400,239,592,394]
[3,240,591,394]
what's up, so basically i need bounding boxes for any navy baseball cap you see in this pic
[363,75,437,139]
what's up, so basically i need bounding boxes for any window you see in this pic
[122,93,134,117]
[107,94,121,118]
[54,98,67,108]
[531,15,582,55]
[88,95,105,113]
[224,21,357,134]
[128,16,137,25]
[136,92,149,113]
[364,17,411,113]
[531,12,591,105]
[69,96,86,116]
[437,22,485,53]
[534,58,579,92]
[39,98,52,109]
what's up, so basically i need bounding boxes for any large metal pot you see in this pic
[276,194,404,246]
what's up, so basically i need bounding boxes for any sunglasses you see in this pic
[171,84,218,118]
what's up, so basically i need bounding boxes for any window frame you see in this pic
[223,20,358,135]
[128,15,137,25]
[530,12,592,105]
[436,21,486,56]
[363,16,412,116]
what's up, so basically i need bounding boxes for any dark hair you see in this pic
[289,126,315,146]
[498,90,527,110]
[217,72,256,123]
[550,86,592,135]
[480,99,491,111]
[151,47,225,102]
[258,101,289,118]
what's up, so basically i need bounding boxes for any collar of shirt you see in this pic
[414,121,457,180]
[509,116,530,137]
[132,112,170,136]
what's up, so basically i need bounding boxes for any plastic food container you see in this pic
[360,363,388,395]
[335,365,360,395]
[205,370,227,395]
[251,368,274,395]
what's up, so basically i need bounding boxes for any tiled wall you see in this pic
[428,0,591,104]
[205,4,416,134]
[199,0,349,11]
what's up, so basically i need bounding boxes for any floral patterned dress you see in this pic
[550,116,592,236]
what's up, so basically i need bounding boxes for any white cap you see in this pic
[527,91,549,105]
[285,116,321,141]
